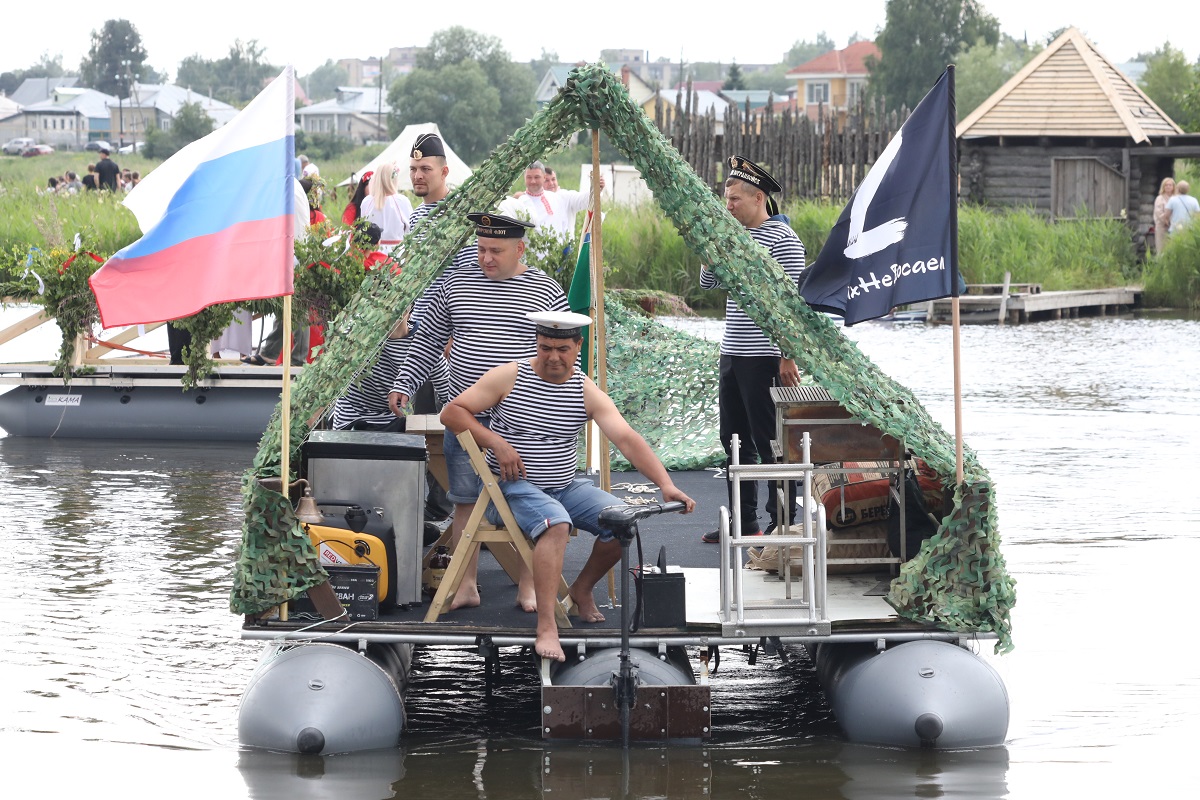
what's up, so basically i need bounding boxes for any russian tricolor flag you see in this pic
[90,66,297,328]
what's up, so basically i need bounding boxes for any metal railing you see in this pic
[719,432,830,637]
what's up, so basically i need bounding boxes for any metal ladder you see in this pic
[718,431,830,637]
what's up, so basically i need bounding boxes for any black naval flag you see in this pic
[799,70,959,325]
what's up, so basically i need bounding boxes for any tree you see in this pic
[869,0,1000,110]
[79,19,150,96]
[785,33,836,67]
[303,60,348,102]
[744,64,793,95]
[176,54,219,95]
[213,40,278,105]
[1140,44,1200,129]
[0,52,65,96]
[724,62,746,91]
[143,102,214,159]
[389,27,533,160]
[389,61,501,164]
[954,34,1040,121]
[528,48,560,82]
[417,27,534,138]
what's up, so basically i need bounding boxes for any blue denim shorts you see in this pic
[486,478,625,542]
[442,418,488,504]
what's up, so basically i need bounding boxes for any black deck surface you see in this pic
[382,468,734,633]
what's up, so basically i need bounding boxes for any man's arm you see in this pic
[584,379,695,512]
[389,281,454,415]
[440,362,525,480]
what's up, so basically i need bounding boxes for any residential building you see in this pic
[0,95,22,141]
[9,76,79,107]
[295,86,389,144]
[643,88,729,135]
[536,63,654,109]
[957,26,1200,256]
[337,47,420,88]
[18,87,115,149]
[109,84,239,147]
[786,40,879,124]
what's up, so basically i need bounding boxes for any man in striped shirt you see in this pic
[700,156,806,543]
[443,312,695,661]
[389,213,571,611]
[405,133,476,332]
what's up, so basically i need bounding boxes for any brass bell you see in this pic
[294,484,323,525]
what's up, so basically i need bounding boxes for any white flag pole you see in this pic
[281,295,293,490]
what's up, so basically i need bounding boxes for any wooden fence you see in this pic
[651,88,910,203]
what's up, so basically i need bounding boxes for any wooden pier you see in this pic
[926,278,1142,325]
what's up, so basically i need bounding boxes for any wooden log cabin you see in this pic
[956,27,1200,257]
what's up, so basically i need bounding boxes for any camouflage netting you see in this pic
[231,64,1015,653]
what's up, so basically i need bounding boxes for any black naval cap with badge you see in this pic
[467,212,534,239]
[527,311,592,340]
[411,132,446,159]
[727,154,783,216]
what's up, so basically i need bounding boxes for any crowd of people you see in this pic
[38,148,139,195]
[1153,176,1199,253]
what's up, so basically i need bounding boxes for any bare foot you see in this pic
[516,574,537,613]
[449,583,481,611]
[535,630,566,662]
[568,589,606,623]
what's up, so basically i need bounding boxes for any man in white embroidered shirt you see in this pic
[442,312,695,662]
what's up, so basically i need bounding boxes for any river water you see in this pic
[1,309,1198,798]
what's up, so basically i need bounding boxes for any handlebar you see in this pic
[598,501,687,538]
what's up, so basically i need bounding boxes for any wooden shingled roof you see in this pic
[956,27,1182,143]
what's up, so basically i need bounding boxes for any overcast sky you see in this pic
[5,1,1195,80]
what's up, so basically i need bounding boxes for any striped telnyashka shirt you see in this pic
[407,202,477,331]
[486,360,588,492]
[392,265,569,400]
[700,219,806,357]
[329,336,449,430]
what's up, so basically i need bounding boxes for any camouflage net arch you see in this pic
[231,64,1015,653]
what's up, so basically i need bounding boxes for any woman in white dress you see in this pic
[359,162,414,253]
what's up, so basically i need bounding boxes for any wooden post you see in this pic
[948,65,965,487]
[997,271,1011,326]
[591,131,610,495]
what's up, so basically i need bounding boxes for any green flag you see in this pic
[567,211,593,373]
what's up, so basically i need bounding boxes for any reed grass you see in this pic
[957,205,1136,289]
[1144,223,1200,308]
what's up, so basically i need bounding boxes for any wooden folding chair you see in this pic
[424,430,571,627]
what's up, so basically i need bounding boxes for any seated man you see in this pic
[441,311,695,662]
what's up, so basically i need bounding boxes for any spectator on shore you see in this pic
[360,163,413,253]
[1153,177,1175,254]
[342,171,372,226]
[1166,180,1200,235]
[95,148,120,191]
[63,172,82,194]
[299,154,319,177]
[82,164,97,191]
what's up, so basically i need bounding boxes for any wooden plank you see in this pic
[0,307,50,347]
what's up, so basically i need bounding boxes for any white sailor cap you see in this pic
[527,311,592,338]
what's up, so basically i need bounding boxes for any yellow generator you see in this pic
[307,503,398,609]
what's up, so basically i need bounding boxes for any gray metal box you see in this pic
[303,430,427,606]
